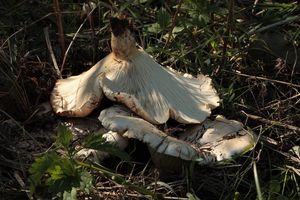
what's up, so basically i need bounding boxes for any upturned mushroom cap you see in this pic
[99,105,199,160]
[99,17,220,124]
[180,115,256,161]
[99,105,256,164]
[50,55,112,117]
[51,17,219,124]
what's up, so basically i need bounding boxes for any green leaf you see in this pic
[79,171,93,194]
[46,157,76,184]
[186,192,200,200]
[48,175,81,196]
[29,152,60,194]
[172,26,184,34]
[46,157,78,193]
[157,7,170,30]
[82,133,131,161]
[56,124,73,148]
[63,187,77,200]
[29,151,81,196]
[269,179,281,194]
[82,132,107,148]
[147,23,161,33]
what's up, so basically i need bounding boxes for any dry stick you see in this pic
[1,13,53,48]
[60,5,98,74]
[262,93,300,110]
[222,69,300,88]
[87,3,97,64]
[217,0,234,75]
[164,0,184,48]
[286,165,300,177]
[14,171,31,199]
[1,11,78,48]
[248,15,300,35]
[241,111,300,132]
[0,109,43,148]
[43,27,62,78]
[53,0,66,62]
[98,192,188,200]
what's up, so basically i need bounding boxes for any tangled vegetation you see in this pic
[0,0,299,199]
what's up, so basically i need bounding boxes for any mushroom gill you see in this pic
[50,17,220,124]
[99,105,255,164]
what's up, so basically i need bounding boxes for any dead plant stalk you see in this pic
[53,0,66,62]
[241,111,300,132]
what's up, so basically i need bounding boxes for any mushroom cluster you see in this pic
[50,17,255,165]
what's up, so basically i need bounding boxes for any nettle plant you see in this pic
[28,125,132,199]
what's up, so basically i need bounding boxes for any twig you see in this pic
[0,109,43,148]
[263,145,300,164]
[97,192,188,200]
[1,11,78,48]
[286,165,300,177]
[241,111,300,132]
[60,3,99,74]
[14,171,31,199]
[217,0,234,75]
[222,69,300,88]
[43,27,62,78]
[53,0,66,60]
[87,2,97,64]
[164,0,184,48]
[253,161,263,200]
[1,13,53,48]
[248,15,300,35]
[261,93,300,110]
[259,135,278,147]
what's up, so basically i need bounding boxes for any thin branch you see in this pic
[43,27,62,78]
[60,4,99,74]
[248,15,300,35]
[53,0,66,60]
[261,93,300,110]
[164,0,184,48]
[222,69,300,88]
[97,192,189,200]
[219,0,234,73]
[241,111,300,132]
[1,11,77,48]
[1,13,53,48]
[0,109,43,148]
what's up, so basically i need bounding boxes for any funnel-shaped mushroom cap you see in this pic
[50,17,219,123]
[100,48,220,124]
[99,106,256,164]
[50,55,113,117]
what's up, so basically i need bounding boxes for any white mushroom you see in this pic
[50,61,104,117]
[99,105,199,160]
[180,116,256,161]
[50,17,220,124]
[99,105,256,164]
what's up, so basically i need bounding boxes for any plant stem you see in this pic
[53,0,66,64]
[164,0,184,48]
[253,161,263,200]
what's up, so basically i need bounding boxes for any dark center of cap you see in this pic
[110,17,130,37]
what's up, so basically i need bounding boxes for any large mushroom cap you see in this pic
[99,105,256,164]
[100,48,220,124]
[101,17,219,124]
[50,55,112,117]
[50,17,219,124]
